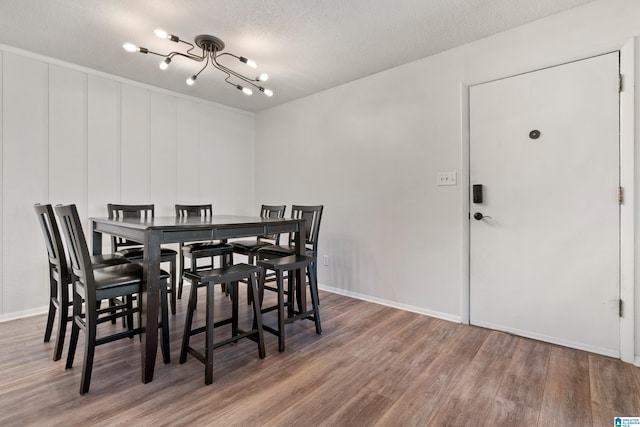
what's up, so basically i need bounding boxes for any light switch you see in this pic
[437,171,457,186]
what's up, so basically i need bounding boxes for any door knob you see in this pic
[473,212,492,220]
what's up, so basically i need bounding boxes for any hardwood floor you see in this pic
[0,287,639,426]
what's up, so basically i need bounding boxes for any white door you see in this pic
[469,52,620,356]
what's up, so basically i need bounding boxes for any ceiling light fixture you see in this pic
[123,29,273,97]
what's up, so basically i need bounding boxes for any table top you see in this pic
[91,215,301,230]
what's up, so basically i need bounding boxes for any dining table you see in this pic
[90,214,306,384]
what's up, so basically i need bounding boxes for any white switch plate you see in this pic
[437,171,457,186]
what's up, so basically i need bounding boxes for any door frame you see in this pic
[460,39,636,363]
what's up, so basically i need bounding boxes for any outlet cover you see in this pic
[437,171,457,186]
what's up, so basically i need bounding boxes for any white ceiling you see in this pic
[0,0,596,112]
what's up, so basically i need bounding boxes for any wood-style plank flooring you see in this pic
[0,287,639,426]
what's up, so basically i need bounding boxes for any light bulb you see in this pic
[154,28,168,39]
[240,57,258,69]
[258,73,269,82]
[159,58,171,70]
[259,87,274,97]
[123,42,139,52]
[186,75,197,86]
[242,87,253,95]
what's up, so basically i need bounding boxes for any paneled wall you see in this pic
[0,48,255,319]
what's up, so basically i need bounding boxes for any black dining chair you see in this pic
[175,204,234,300]
[256,254,321,352]
[180,263,266,385]
[231,204,287,263]
[257,205,324,308]
[256,205,324,352]
[108,204,178,314]
[231,204,286,303]
[55,204,171,394]
[34,203,130,361]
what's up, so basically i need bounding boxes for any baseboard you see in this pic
[318,283,461,323]
[0,306,48,323]
[472,319,620,359]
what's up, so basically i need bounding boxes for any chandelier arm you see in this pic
[222,72,236,88]
[216,53,260,81]
[144,49,169,58]
[167,51,205,62]
[212,56,262,88]
[177,39,195,49]
[193,54,211,78]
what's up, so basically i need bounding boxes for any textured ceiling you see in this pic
[0,0,596,112]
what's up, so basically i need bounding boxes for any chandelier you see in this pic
[123,29,273,97]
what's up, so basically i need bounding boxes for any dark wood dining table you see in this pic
[90,214,306,384]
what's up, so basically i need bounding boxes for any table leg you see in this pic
[91,223,103,256]
[294,219,307,313]
[141,230,160,383]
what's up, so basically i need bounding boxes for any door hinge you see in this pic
[618,186,623,205]
[619,74,623,92]
[619,299,624,317]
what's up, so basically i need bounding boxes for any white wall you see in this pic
[0,48,255,320]
[254,0,640,362]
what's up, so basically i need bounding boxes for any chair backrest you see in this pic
[54,204,97,309]
[259,204,286,243]
[34,203,71,284]
[107,204,155,251]
[291,205,323,253]
[175,204,213,218]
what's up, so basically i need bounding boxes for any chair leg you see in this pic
[180,277,199,364]
[205,281,215,385]
[44,301,56,343]
[126,296,134,334]
[249,273,266,359]
[221,255,230,296]
[276,270,286,353]
[192,257,200,307]
[170,257,177,315]
[52,300,67,361]
[178,253,185,300]
[79,311,97,395]
[246,253,255,305]
[65,293,82,369]
[44,276,57,342]
[160,280,171,364]
[231,281,239,337]
[308,265,322,335]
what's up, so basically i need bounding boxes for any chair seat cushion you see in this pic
[257,254,314,271]
[185,263,263,285]
[257,244,295,257]
[92,263,170,300]
[182,242,233,256]
[231,239,272,252]
[90,254,130,268]
[117,247,178,260]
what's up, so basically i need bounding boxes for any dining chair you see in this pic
[34,203,130,361]
[256,254,321,352]
[255,205,324,352]
[257,205,324,308]
[231,204,286,303]
[175,204,234,300]
[107,203,178,314]
[55,204,171,394]
[180,263,265,385]
[231,204,287,261]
